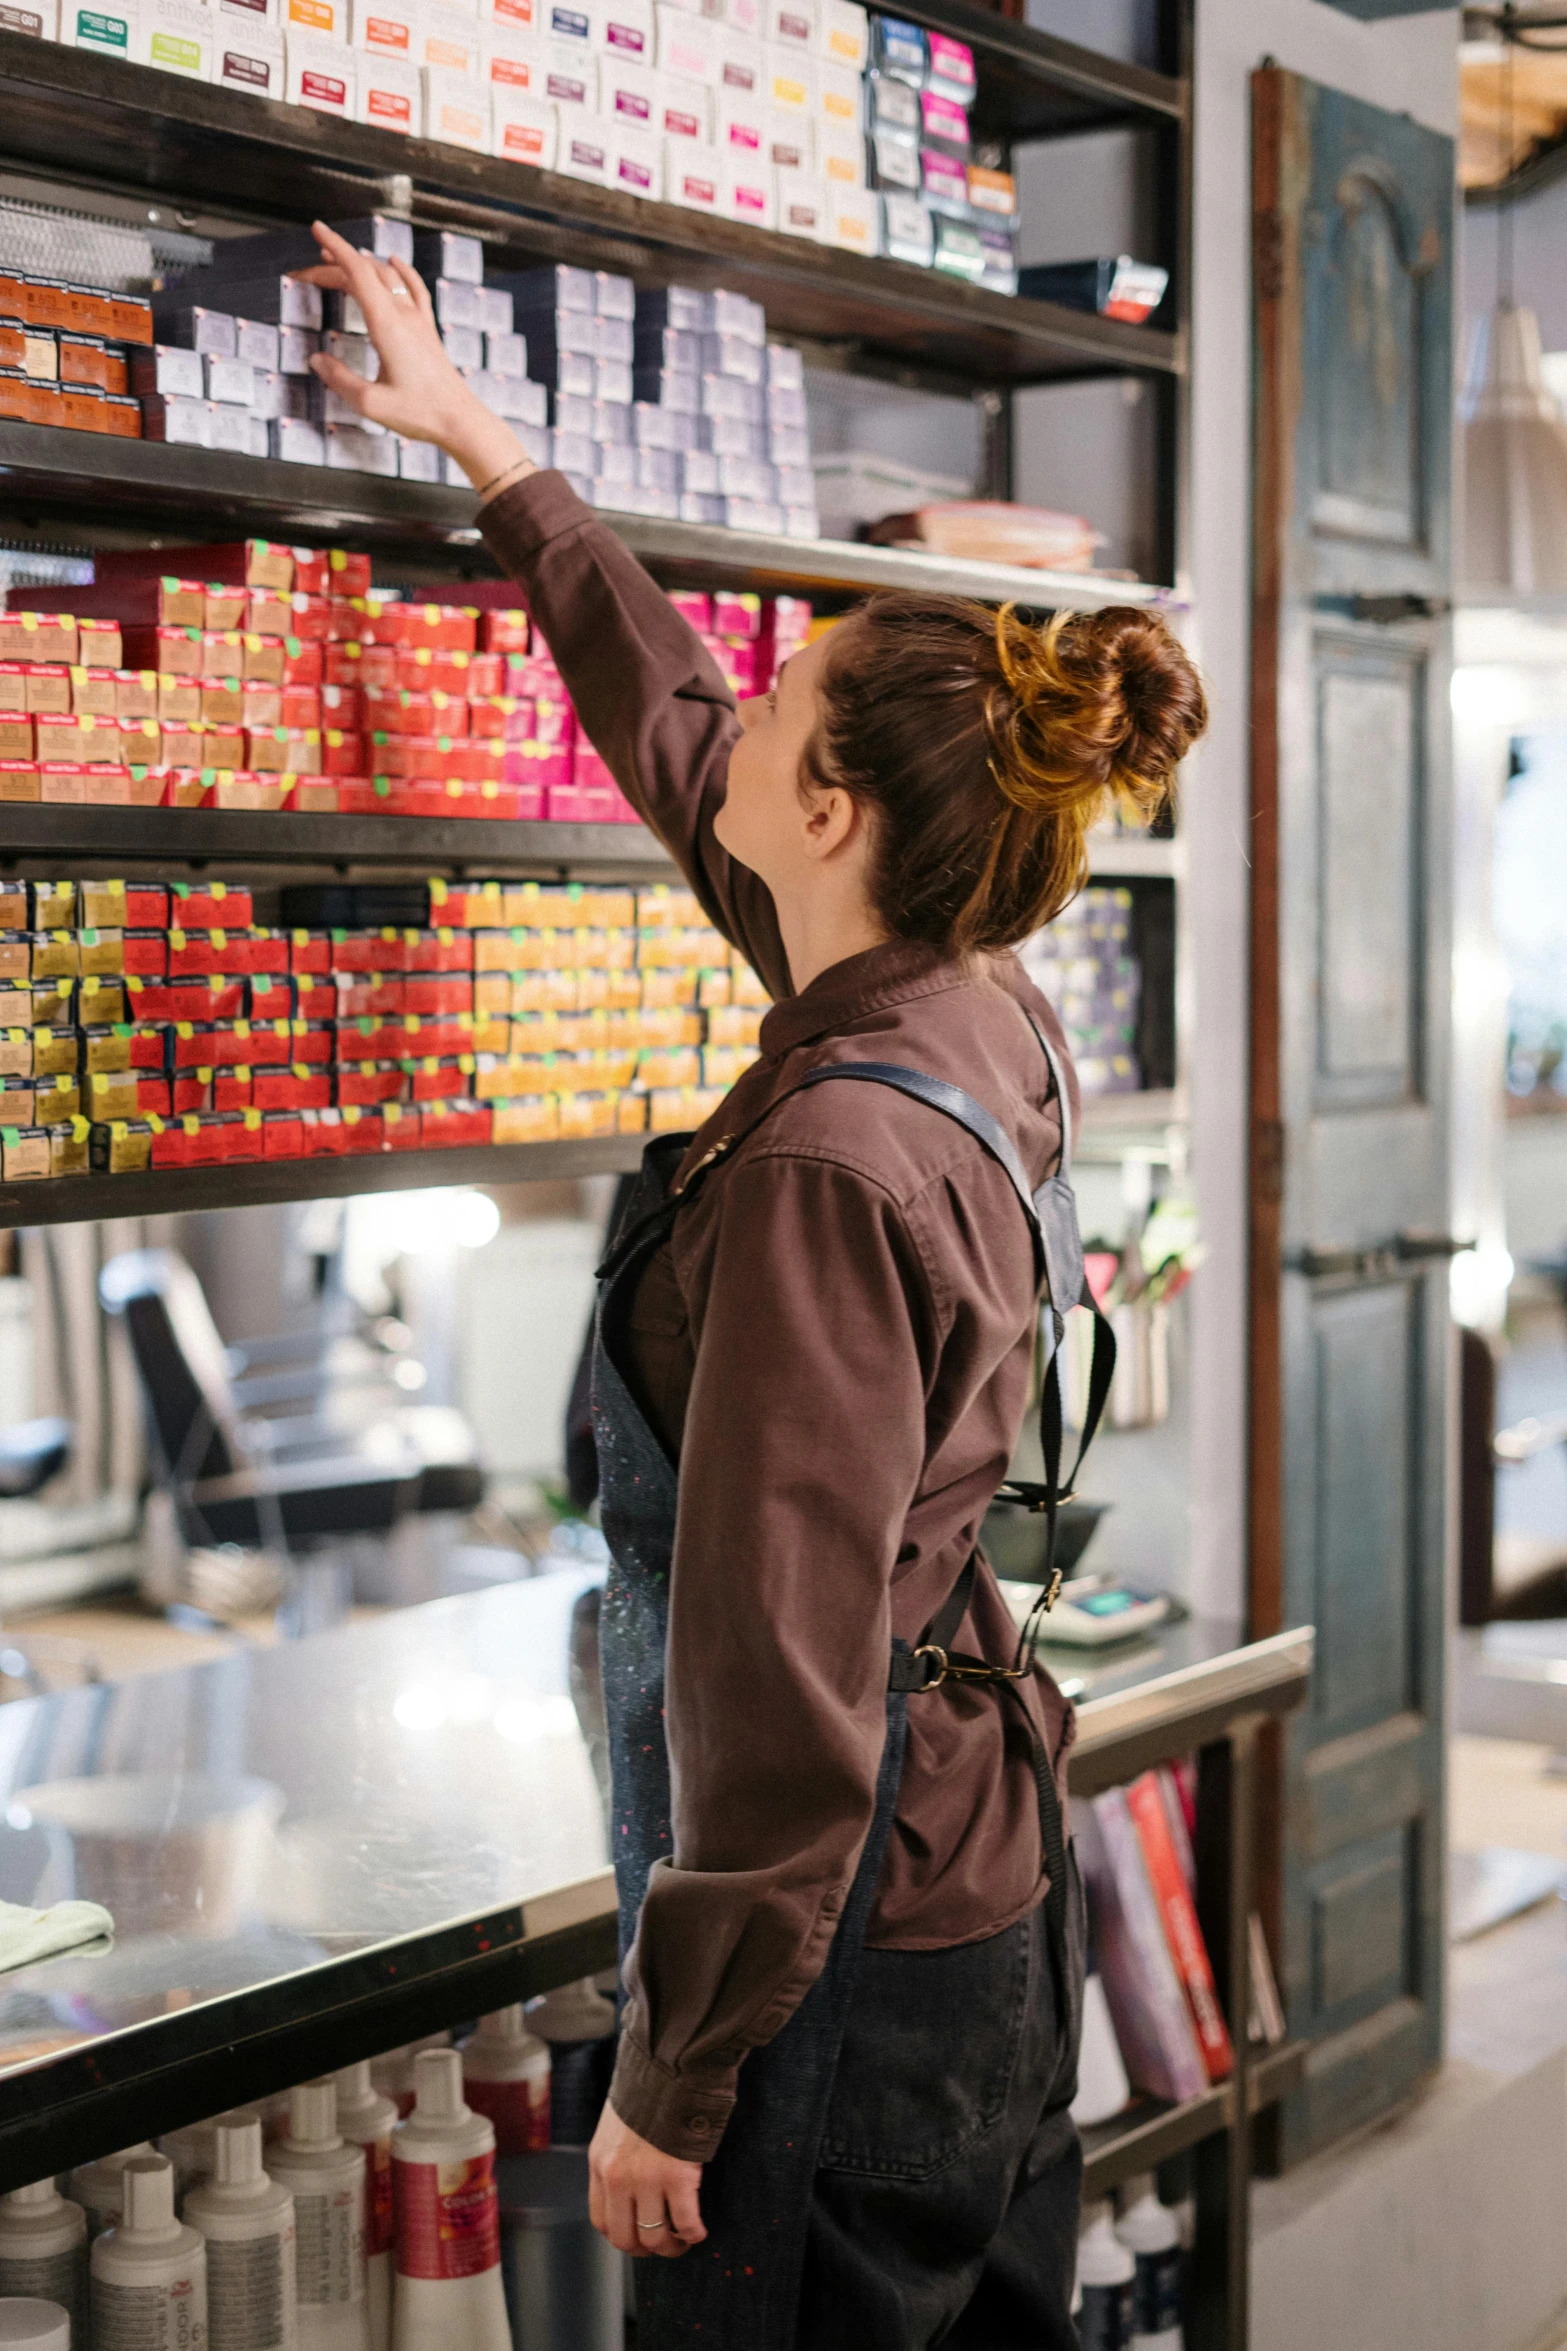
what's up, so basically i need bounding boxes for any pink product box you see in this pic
[545,781,589,820]
[505,742,572,792]
[920,89,970,151]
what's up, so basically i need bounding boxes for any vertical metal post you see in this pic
[1190,1718,1258,2351]
[976,387,1013,503]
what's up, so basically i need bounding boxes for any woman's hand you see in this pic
[588,2101,707,2258]
[293,221,535,498]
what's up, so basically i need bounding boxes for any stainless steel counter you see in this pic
[0,1575,1310,2186]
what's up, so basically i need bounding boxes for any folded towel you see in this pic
[0,1896,113,1973]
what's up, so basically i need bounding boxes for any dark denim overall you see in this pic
[591,1043,1111,2351]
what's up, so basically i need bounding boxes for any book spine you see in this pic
[1087,1788,1209,2105]
[1125,1770,1234,2082]
[1155,1759,1197,1894]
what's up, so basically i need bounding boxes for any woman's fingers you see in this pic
[387,252,437,325]
[665,2169,706,2247]
[308,350,372,412]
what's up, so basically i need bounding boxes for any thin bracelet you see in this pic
[475,457,533,503]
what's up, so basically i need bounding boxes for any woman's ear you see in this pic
[801,783,866,863]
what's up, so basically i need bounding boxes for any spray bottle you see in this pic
[526,1980,615,2146]
[0,2182,86,2347]
[0,2303,70,2349]
[1116,2176,1183,2351]
[67,2144,156,2241]
[91,2155,209,2351]
[265,2084,369,2351]
[391,2049,509,2351]
[459,2009,551,2156]
[333,2066,396,2351]
[184,2118,298,2351]
[1077,2200,1136,2351]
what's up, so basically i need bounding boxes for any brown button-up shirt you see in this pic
[481,473,1078,2163]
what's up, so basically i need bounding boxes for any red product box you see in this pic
[401,603,478,655]
[169,1022,224,1069]
[298,1106,348,1156]
[467,651,505,697]
[137,975,245,1022]
[340,1104,387,1153]
[241,929,290,979]
[450,738,503,783]
[321,730,364,776]
[281,638,325,687]
[225,1110,266,1164]
[405,1053,474,1102]
[368,733,439,779]
[325,640,391,687]
[335,975,404,1018]
[89,1072,172,1118]
[403,973,474,1016]
[288,1022,334,1065]
[231,1017,295,1067]
[712,591,762,639]
[171,881,253,929]
[505,742,571,794]
[404,929,474,974]
[467,696,519,741]
[531,691,576,749]
[396,647,473,697]
[166,930,243,979]
[332,597,402,646]
[443,780,521,819]
[319,682,363,729]
[280,684,323,730]
[171,1073,210,1115]
[279,593,331,643]
[334,1016,406,1061]
[479,608,530,654]
[325,549,372,597]
[212,1068,254,1111]
[261,1109,305,1159]
[290,548,330,596]
[336,1060,407,1107]
[363,688,436,739]
[667,591,712,631]
[401,1011,473,1058]
[181,1112,228,1167]
[291,976,336,1022]
[331,928,410,975]
[383,1101,422,1151]
[245,973,294,1022]
[334,781,384,815]
[422,1097,491,1147]
[80,1021,165,1072]
[149,1117,190,1169]
[289,930,332,976]
[254,1066,332,1111]
[94,542,295,592]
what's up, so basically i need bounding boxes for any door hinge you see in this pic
[1253,1118,1285,1206]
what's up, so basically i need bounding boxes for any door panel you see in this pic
[1252,67,1453,2166]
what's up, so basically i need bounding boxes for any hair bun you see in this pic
[988,602,1207,829]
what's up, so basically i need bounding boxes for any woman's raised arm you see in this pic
[295,224,791,997]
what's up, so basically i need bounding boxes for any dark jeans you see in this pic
[798,1855,1086,2351]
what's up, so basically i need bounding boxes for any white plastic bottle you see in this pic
[333,2066,397,2351]
[1116,2176,1184,2351]
[1071,1970,1132,2128]
[390,2050,509,2351]
[265,2084,369,2351]
[0,2183,87,2348]
[526,1979,615,2146]
[1077,2201,1136,2351]
[459,2009,552,2156]
[184,2118,298,2351]
[369,2041,449,2123]
[67,2143,156,2241]
[91,2155,209,2351]
[0,2301,70,2348]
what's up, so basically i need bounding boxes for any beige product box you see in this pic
[136,0,213,77]
[816,0,862,66]
[480,26,541,88]
[541,40,593,101]
[215,21,284,90]
[765,0,812,44]
[708,0,759,32]
[63,0,139,56]
[656,68,709,138]
[816,54,856,128]
[601,50,654,123]
[715,77,763,150]
[420,0,478,68]
[491,86,556,163]
[593,0,649,59]
[0,0,60,35]
[358,44,419,120]
[716,20,760,92]
[824,179,878,255]
[609,116,661,198]
[762,40,811,112]
[664,135,720,211]
[556,110,610,180]
[352,0,421,52]
[775,176,824,238]
[816,118,860,185]
[284,0,343,36]
[423,60,489,141]
[765,107,810,173]
[653,1,713,82]
[286,28,355,105]
[218,0,278,25]
[478,0,538,34]
[721,144,774,228]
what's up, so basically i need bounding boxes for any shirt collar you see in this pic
[758,939,970,1057]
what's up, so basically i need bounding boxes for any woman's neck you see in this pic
[775,888,892,996]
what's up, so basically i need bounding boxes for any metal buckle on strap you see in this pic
[910,1644,949,1690]
[909,1644,1028,1692]
[671,1134,735,1195]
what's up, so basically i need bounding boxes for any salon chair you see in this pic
[0,1417,70,1499]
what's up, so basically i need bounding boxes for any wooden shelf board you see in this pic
[1080,2083,1232,2199]
[0,804,677,876]
[0,37,1182,394]
[0,1132,648,1230]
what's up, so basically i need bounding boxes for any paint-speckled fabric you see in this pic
[593,1133,911,2350]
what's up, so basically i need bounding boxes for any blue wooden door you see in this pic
[1250,66,1454,2162]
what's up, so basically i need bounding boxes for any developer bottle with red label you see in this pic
[458,2009,551,2157]
[390,2050,509,2351]
[265,2084,369,2351]
[91,2155,209,2351]
[333,2065,396,2351]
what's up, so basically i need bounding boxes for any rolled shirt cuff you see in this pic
[607,2029,739,2164]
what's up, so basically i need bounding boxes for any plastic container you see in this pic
[1071,1969,1133,2127]
[497,2151,622,2351]
[334,2065,397,2351]
[1077,2201,1136,2351]
[266,2082,370,2351]
[370,2039,450,2121]
[91,2156,209,2351]
[0,2182,86,2347]
[460,2009,552,2157]
[67,2143,156,2240]
[184,2118,298,2351]
[527,1980,615,2147]
[390,2050,509,2351]
[0,2303,69,2348]
[1116,2176,1183,2351]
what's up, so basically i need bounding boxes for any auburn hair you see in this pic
[800,594,1208,954]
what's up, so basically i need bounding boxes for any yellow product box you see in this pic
[35,1071,81,1122]
[637,1046,702,1090]
[491,1095,561,1144]
[92,1118,155,1173]
[640,968,698,1011]
[0,1124,49,1180]
[556,1090,618,1140]
[474,1053,540,1101]
[31,1027,79,1078]
[697,965,733,1009]
[732,958,771,1007]
[428,878,504,929]
[616,1091,647,1134]
[636,884,706,929]
[0,1029,30,1080]
[706,1003,764,1048]
[76,927,126,978]
[0,882,26,931]
[47,1117,90,1177]
[77,975,128,1025]
[701,1045,758,1090]
[470,1013,511,1056]
[30,881,76,927]
[29,930,80,981]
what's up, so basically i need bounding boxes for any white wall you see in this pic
[1181,0,1458,1617]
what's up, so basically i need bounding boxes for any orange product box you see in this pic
[479,609,530,655]
[115,670,159,720]
[108,294,153,345]
[396,647,473,697]
[118,717,162,765]
[0,760,38,801]
[27,382,61,428]
[280,684,322,729]
[77,618,122,670]
[0,612,77,665]
[25,665,72,717]
[240,681,283,731]
[201,630,245,680]
[0,712,29,759]
[210,774,288,812]
[204,585,248,633]
[59,386,108,433]
[69,667,118,719]
[157,676,202,725]
[102,351,128,396]
[0,324,24,372]
[279,778,339,814]
[121,625,202,678]
[321,730,364,776]
[201,679,244,727]
[101,395,142,440]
